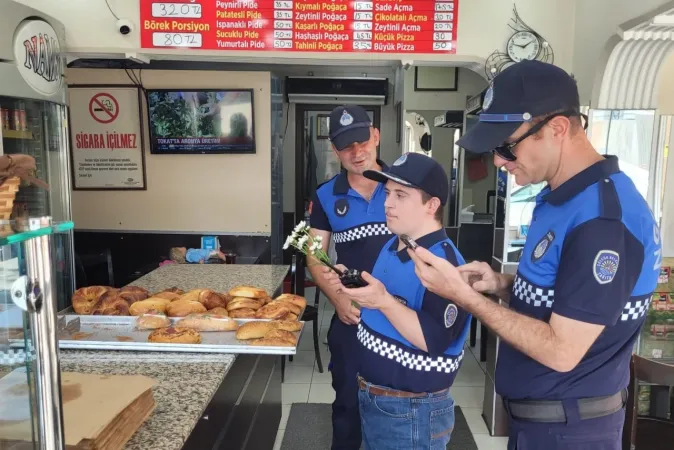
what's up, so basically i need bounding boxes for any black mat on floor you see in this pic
[281,403,478,450]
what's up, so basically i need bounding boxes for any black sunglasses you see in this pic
[492,111,588,162]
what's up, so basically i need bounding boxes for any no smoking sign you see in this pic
[89,93,119,124]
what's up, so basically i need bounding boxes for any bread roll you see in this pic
[198,290,228,310]
[177,289,203,303]
[153,286,184,296]
[166,300,207,317]
[118,286,149,305]
[236,321,275,340]
[91,291,130,316]
[264,328,297,345]
[268,300,301,315]
[286,313,298,321]
[228,285,268,299]
[129,298,171,316]
[255,303,291,320]
[136,312,170,330]
[148,327,201,344]
[271,320,302,332]
[153,291,181,301]
[177,313,238,331]
[227,298,263,311]
[228,308,257,319]
[275,294,307,309]
[249,338,294,347]
[208,307,229,316]
[72,286,110,315]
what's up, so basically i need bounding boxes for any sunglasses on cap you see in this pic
[491,110,588,162]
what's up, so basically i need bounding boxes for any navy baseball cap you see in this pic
[457,60,580,154]
[364,153,449,205]
[329,105,372,151]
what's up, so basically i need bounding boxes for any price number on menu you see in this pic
[153,32,202,48]
[274,40,293,49]
[354,12,373,21]
[274,0,293,9]
[152,2,202,18]
[274,20,293,29]
[434,12,454,21]
[434,22,453,31]
[433,32,452,41]
[353,31,372,40]
[353,21,373,31]
[274,30,293,39]
[354,2,373,11]
[433,41,453,51]
[353,41,373,50]
[435,2,454,12]
[274,10,292,19]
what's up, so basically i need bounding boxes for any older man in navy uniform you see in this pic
[308,105,392,449]
[408,60,661,449]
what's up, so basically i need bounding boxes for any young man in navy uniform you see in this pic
[409,60,661,449]
[308,105,392,450]
[322,153,472,449]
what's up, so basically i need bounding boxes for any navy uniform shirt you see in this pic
[358,229,473,393]
[310,162,393,272]
[496,156,661,400]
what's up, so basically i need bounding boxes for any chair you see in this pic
[280,253,323,383]
[75,249,114,288]
[623,354,674,450]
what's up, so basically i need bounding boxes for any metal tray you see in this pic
[52,314,304,356]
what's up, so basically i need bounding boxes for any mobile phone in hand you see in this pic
[400,234,419,250]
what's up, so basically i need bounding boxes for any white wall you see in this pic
[404,67,487,112]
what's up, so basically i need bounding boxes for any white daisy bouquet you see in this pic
[283,221,334,268]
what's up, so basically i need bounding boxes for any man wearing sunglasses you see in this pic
[406,60,661,449]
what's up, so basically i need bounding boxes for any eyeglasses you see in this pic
[492,111,588,162]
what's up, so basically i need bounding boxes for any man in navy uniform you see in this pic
[408,60,661,449]
[308,105,392,449]
[322,153,472,449]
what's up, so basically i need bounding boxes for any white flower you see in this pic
[297,235,309,248]
[313,235,323,243]
[309,241,320,253]
[283,235,293,250]
[294,221,306,233]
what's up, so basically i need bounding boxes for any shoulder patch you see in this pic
[444,304,458,328]
[532,231,555,262]
[593,250,620,284]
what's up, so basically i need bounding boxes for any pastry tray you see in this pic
[47,314,304,356]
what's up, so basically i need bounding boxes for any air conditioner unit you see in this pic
[285,77,389,105]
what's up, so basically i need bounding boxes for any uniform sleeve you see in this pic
[309,191,331,232]
[553,218,643,326]
[416,242,470,357]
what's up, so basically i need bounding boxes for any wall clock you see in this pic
[485,6,554,80]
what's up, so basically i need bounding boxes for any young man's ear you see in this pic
[426,197,441,215]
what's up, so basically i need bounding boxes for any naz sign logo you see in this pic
[22,33,61,84]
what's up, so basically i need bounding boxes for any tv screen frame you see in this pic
[146,88,256,155]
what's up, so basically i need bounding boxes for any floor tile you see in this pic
[287,350,315,367]
[282,364,314,384]
[312,362,332,384]
[273,427,285,450]
[461,406,489,435]
[308,383,336,403]
[450,386,484,409]
[296,330,314,351]
[472,434,509,450]
[282,383,310,404]
[279,404,292,429]
[454,356,486,387]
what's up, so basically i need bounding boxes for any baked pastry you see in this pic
[271,320,303,332]
[208,307,229,316]
[235,321,275,340]
[166,300,207,317]
[136,311,170,330]
[72,286,110,314]
[227,298,263,311]
[153,291,181,301]
[118,286,149,305]
[275,294,307,309]
[197,290,228,310]
[91,291,130,316]
[255,303,291,320]
[153,286,184,296]
[177,289,203,303]
[228,285,268,299]
[249,338,294,347]
[148,327,201,344]
[286,313,298,321]
[177,313,238,331]
[268,300,301,315]
[264,328,297,345]
[228,308,257,319]
[129,298,171,316]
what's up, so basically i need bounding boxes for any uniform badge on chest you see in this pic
[334,198,349,217]
[532,231,555,262]
[444,304,458,328]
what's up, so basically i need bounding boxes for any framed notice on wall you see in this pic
[68,86,147,190]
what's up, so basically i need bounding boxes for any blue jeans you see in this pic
[358,379,455,450]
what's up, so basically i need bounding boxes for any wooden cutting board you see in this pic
[0,370,156,449]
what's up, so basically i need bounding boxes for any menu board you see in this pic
[140,0,458,54]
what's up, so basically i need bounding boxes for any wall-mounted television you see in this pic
[146,89,255,154]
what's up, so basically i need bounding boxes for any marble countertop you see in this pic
[59,350,235,450]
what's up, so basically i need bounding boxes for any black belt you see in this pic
[503,390,627,423]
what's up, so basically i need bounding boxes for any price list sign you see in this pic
[140,0,459,54]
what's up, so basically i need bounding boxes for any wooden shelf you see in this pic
[2,130,33,140]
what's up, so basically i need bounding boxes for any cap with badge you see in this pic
[363,152,449,205]
[456,60,581,154]
[328,105,373,151]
